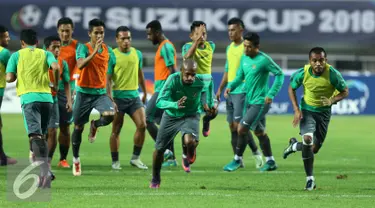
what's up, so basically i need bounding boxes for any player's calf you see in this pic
[89,113,114,143]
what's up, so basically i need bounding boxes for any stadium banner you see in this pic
[1,1,375,43]
[2,72,374,115]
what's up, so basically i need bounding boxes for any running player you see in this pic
[150,58,216,188]
[6,29,59,187]
[182,21,218,138]
[107,26,148,170]
[72,18,115,176]
[56,17,79,168]
[224,32,284,172]
[283,47,349,191]
[44,36,72,166]
[216,18,263,170]
[145,20,178,167]
[0,25,17,166]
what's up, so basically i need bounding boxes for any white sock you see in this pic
[292,143,298,151]
[307,176,315,181]
[253,150,261,156]
[73,157,80,163]
[265,156,275,162]
[131,154,139,160]
[182,154,187,159]
[234,155,242,161]
[164,149,171,154]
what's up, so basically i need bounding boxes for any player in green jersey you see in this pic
[0,25,17,166]
[149,59,216,188]
[6,29,60,187]
[216,18,263,170]
[224,32,284,172]
[283,47,349,191]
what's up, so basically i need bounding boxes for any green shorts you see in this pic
[300,110,331,147]
[155,113,200,151]
[226,93,246,123]
[22,102,53,136]
[57,90,73,125]
[73,92,115,126]
[240,104,270,132]
[48,100,59,129]
[114,97,143,116]
[145,92,163,124]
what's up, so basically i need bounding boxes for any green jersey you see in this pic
[0,47,11,96]
[156,72,214,118]
[228,51,284,104]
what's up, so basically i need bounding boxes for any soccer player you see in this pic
[150,58,216,188]
[145,20,178,167]
[107,26,148,170]
[182,21,218,138]
[6,29,59,187]
[224,32,284,172]
[73,18,115,176]
[44,36,72,166]
[0,25,17,166]
[283,47,349,191]
[216,18,263,170]
[56,17,79,168]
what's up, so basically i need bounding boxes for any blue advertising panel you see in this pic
[1,0,375,44]
[142,72,375,115]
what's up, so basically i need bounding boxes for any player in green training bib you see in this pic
[225,32,284,172]
[182,21,218,138]
[149,59,216,188]
[107,26,148,170]
[283,47,349,191]
[216,18,263,170]
[6,29,60,188]
[0,25,17,166]
[44,36,72,168]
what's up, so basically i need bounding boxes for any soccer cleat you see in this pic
[163,150,174,161]
[72,161,81,176]
[88,120,98,143]
[223,159,242,172]
[162,160,178,168]
[57,159,70,168]
[182,157,191,173]
[38,171,55,189]
[259,160,278,172]
[112,161,122,170]
[253,154,264,169]
[283,137,298,159]
[188,148,196,164]
[130,159,148,170]
[202,117,210,137]
[149,179,161,189]
[305,179,316,191]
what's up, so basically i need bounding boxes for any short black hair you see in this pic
[190,21,206,32]
[20,29,38,45]
[227,17,245,29]
[57,17,74,28]
[0,25,8,34]
[243,32,260,47]
[88,19,105,32]
[116,26,130,37]
[309,47,327,58]
[146,20,162,32]
[44,35,61,49]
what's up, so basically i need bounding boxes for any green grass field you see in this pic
[0,114,374,207]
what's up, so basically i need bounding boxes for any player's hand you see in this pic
[112,101,118,113]
[224,88,231,98]
[193,25,205,42]
[66,102,73,113]
[177,96,187,109]
[321,96,333,106]
[215,91,221,102]
[265,97,273,104]
[93,38,103,54]
[292,109,302,128]
[141,94,147,104]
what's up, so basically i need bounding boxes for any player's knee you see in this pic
[74,124,84,131]
[59,124,70,136]
[302,133,313,145]
[230,122,238,132]
[48,128,57,136]
[237,125,248,135]
[312,144,321,154]
[254,131,265,137]
[136,121,147,132]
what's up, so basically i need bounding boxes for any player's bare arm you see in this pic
[64,81,72,112]
[51,62,60,91]
[167,65,176,74]
[77,39,102,69]
[321,87,349,106]
[288,85,302,127]
[6,72,16,83]
[184,25,204,59]
[216,72,228,102]
[138,68,147,104]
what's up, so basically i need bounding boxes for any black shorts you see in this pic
[145,92,163,124]
[22,102,53,136]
